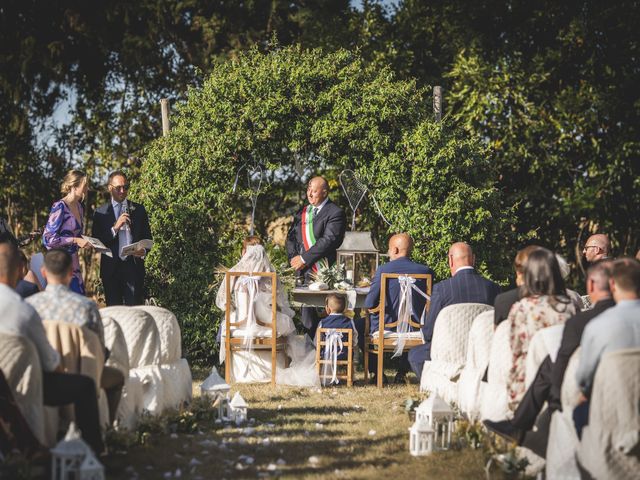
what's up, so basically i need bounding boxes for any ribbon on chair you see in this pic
[237,275,262,376]
[321,329,344,386]
[392,275,431,358]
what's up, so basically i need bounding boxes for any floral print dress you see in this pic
[507,295,576,410]
[43,200,85,295]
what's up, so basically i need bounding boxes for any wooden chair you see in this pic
[316,328,354,387]
[364,273,432,388]
[224,271,287,386]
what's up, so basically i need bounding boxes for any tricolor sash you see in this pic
[301,205,329,273]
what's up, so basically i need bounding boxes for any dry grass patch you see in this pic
[103,370,504,479]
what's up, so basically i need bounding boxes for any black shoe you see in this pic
[483,419,524,444]
[368,374,388,385]
[393,373,407,384]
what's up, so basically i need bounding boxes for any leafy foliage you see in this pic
[137,45,509,365]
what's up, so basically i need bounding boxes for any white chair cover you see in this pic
[420,303,493,404]
[100,307,161,367]
[525,325,564,390]
[134,306,181,363]
[481,320,513,421]
[0,333,45,445]
[457,310,494,419]
[101,315,142,429]
[577,348,640,480]
[134,305,192,410]
[100,307,165,414]
[546,348,582,480]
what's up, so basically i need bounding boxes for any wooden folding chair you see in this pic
[364,273,432,388]
[315,328,354,387]
[224,271,287,386]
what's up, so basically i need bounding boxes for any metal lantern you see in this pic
[51,423,94,480]
[409,418,435,456]
[230,392,248,425]
[336,231,380,286]
[78,451,105,480]
[200,367,231,399]
[415,394,455,450]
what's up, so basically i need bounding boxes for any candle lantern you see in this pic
[415,394,455,450]
[229,392,248,424]
[51,422,104,480]
[336,232,379,286]
[408,418,435,456]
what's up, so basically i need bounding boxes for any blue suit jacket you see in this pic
[422,268,501,349]
[365,256,434,333]
[318,314,355,360]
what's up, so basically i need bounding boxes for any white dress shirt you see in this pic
[0,283,60,372]
[110,198,132,259]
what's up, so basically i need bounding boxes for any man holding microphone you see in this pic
[92,171,152,305]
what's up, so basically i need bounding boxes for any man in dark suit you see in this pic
[408,242,501,379]
[92,171,152,306]
[484,259,614,447]
[286,176,346,338]
[359,233,434,383]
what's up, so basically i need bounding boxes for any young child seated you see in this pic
[317,293,358,360]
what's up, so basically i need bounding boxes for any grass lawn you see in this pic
[103,367,506,479]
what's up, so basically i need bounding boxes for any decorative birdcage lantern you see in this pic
[51,422,104,480]
[409,418,435,456]
[336,231,380,286]
[230,391,248,424]
[213,394,232,421]
[200,367,231,399]
[415,394,455,450]
[77,451,105,480]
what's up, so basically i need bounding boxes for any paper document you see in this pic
[82,235,112,257]
[121,239,153,257]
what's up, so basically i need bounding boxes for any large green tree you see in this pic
[137,45,510,365]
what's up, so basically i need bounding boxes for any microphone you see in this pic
[122,201,132,230]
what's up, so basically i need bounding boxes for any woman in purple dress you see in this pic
[43,170,93,294]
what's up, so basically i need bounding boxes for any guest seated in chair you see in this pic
[494,245,541,326]
[0,234,104,454]
[216,236,320,386]
[484,259,615,445]
[574,257,640,436]
[358,233,434,384]
[318,293,357,361]
[408,242,501,379]
[27,249,125,425]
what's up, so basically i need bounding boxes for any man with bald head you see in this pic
[583,234,611,264]
[360,233,434,383]
[408,242,501,379]
[286,176,346,338]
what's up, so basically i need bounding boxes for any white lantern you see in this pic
[200,367,231,399]
[415,394,455,450]
[229,391,248,425]
[50,423,92,480]
[409,419,434,456]
[78,451,105,480]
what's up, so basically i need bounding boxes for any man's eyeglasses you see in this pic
[583,245,600,252]
[110,184,129,192]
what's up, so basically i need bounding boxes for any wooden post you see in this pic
[433,86,442,122]
[160,98,170,136]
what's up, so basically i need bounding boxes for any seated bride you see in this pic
[216,237,318,386]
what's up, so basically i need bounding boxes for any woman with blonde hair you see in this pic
[42,170,93,294]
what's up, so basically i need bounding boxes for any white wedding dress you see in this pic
[216,245,319,387]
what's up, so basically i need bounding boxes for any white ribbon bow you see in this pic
[392,275,431,358]
[321,329,344,386]
[238,275,262,376]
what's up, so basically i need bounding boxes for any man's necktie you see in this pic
[116,202,132,260]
